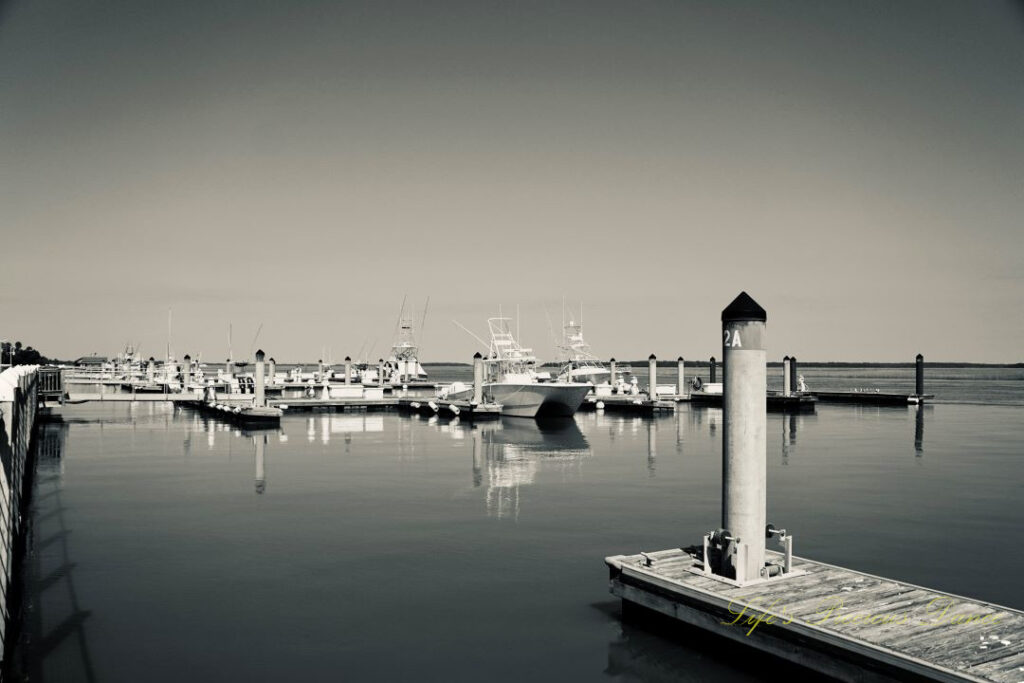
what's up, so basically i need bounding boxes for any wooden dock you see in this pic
[813,391,935,406]
[579,395,677,414]
[396,397,502,419]
[689,391,818,413]
[606,547,1024,682]
[65,392,201,404]
[269,397,397,412]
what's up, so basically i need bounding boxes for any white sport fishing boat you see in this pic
[556,316,610,385]
[383,298,428,383]
[448,317,591,418]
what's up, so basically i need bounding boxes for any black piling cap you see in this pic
[710,356,716,362]
[269,357,275,363]
[473,352,482,359]
[378,358,384,363]
[721,291,767,323]
[677,356,684,361]
[790,355,797,362]
[184,354,191,361]
[649,354,657,361]
[345,356,351,362]
[610,357,616,362]
[783,355,790,361]
[916,353,924,361]
[255,349,265,361]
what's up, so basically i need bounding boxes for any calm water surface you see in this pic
[9,369,1024,682]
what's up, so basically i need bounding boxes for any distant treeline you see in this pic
[0,341,48,366]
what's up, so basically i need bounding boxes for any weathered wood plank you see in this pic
[608,550,1024,682]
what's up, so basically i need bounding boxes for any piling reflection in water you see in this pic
[914,405,927,456]
[646,420,656,476]
[254,433,266,494]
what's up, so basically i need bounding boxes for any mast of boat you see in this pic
[418,296,430,357]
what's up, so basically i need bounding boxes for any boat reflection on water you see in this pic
[447,418,591,520]
[303,414,384,446]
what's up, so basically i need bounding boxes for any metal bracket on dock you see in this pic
[701,524,796,586]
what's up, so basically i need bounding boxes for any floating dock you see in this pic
[188,400,282,427]
[396,397,501,420]
[607,547,1024,683]
[578,395,677,414]
[270,397,397,412]
[812,391,934,406]
[688,391,818,413]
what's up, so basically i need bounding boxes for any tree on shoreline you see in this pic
[0,340,48,366]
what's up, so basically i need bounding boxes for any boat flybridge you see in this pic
[556,318,611,386]
[446,317,591,418]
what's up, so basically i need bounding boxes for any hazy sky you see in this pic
[1,0,1021,363]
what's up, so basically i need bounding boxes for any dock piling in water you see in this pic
[721,292,768,583]
[783,355,791,396]
[473,352,484,404]
[609,358,617,387]
[648,354,657,399]
[182,354,191,392]
[916,353,924,396]
[677,357,685,395]
[344,356,352,385]
[789,355,798,392]
[255,349,266,407]
[378,358,385,387]
[268,357,276,385]
[709,356,716,383]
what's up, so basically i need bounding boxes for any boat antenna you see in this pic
[419,296,430,351]
[452,320,490,351]
[249,322,263,356]
[394,294,408,339]
[543,306,559,361]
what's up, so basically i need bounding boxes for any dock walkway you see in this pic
[607,548,1024,682]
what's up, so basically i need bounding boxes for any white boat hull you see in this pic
[485,382,592,418]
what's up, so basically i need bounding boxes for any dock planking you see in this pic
[607,548,1024,682]
[579,395,677,414]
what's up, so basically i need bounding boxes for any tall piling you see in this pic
[783,356,791,396]
[648,355,657,399]
[473,352,484,405]
[255,349,266,407]
[789,355,797,393]
[182,354,192,394]
[344,356,352,385]
[610,358,617,386]
[268,357,276,385]
[710,356,717,383]
[318,359,324,382]
[722,292,767,583]
[147,358,156,381]
[915,353,924,396]
[677,357,685,395]
[378,359,385,387]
